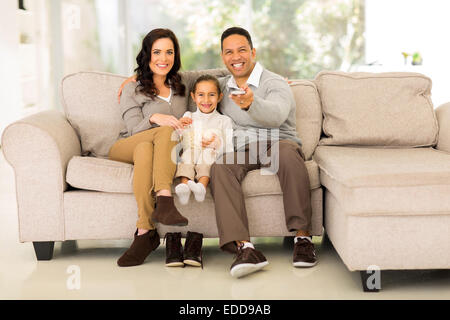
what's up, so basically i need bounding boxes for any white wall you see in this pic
[365,0,450,106]
[0,0,21,138]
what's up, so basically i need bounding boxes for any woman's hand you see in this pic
[179,117,193,128]
[118,75,137,103]
[149,114,184,130]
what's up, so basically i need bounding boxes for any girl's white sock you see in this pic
[175,183,191,205]
[187,180,206,202]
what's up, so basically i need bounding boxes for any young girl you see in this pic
[175,75,234,204]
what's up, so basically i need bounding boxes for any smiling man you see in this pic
[210,27,316,278]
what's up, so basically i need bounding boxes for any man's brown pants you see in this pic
[210,139,312,253]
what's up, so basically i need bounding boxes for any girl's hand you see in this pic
[118,75,137,103]
[149,114,184,130]
[201,133,220,149]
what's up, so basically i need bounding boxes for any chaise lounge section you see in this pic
[313,71,450,291]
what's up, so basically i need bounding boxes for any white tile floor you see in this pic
[0,150,449,300]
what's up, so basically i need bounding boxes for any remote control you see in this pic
[231,89,246,95]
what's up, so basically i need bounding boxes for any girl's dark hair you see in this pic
[134,28,185,98]
[192,75,222,95]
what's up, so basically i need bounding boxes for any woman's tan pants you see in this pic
[108,126,178,230]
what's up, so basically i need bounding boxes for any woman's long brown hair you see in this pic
[134,28,185,98]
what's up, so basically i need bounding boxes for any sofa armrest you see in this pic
[1,110,81,242]
[435,102,450,153]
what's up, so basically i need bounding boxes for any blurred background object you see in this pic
[3,0,450,138]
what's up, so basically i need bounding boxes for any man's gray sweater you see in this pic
[218,67,302,151]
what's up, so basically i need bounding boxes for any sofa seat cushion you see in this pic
[66,156,321,195]
[314,146,450,215]
[67,156,134,193]
[242,160,320,196]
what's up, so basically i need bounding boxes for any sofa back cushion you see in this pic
[289,80,322,160]
[314,71,439,147]
[62,72,127,157]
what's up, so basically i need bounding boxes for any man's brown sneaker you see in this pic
[117,229,160,267]
[183,231,203,267]
[152,196,188,226]
[293,237,317,267]
[164,232,184,267]
[230,244,269,278]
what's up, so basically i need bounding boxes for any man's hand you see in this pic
[179,117,193,128]
[118,75,137,103]
[149,114,184,130]
[229,85,254,110]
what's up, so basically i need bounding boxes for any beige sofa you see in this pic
[2,71,449,292]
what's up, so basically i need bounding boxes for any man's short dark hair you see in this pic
[221,27,253,51]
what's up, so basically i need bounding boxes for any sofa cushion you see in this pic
[62,72,127,158]
[436,102,450,153]
[66,156,321,195]
[66,156,133,193]
[314,146,450,215]
[289,80,322,160]
[314,71,439,147]
[241,160,320,196]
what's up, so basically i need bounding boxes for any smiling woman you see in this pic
[135,29,185,99]
[107,28,191,267]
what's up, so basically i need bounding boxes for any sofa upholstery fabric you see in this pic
[63,188,324,240]
[436,102,450,153]
[314,146,450,188]
[314,71,439,147]
[314,146,450,215]
[66,156,321,195]
[289,80,323,160]
[62,72,127,158]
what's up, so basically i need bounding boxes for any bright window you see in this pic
[59,0,365,79]
[124,0,365,79]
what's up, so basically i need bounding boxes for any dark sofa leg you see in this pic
[33,241,55,261]
[360,270,381,292]
[283,236,295,249]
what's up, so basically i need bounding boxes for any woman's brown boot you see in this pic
[152,196,188,226]
[117,229,160,267]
